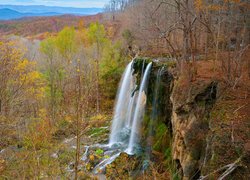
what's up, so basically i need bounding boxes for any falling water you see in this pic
[145,67,165,161]
[125,92,138,128]
[90,60,154,173]
[109,61,135,146]
[151,67,165,121]
[126,62,153,154]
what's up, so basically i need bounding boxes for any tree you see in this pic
[87,22,107,114]
[40,37,62,123]
[55,27,77,63]
[0,40,45,150]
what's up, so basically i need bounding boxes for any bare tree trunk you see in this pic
[248,57,250,78]
[96,59,100,114]
[183,30,189,62]
[74,62,82,180]
[96,42,101,114]
[227,51,232,85]
[182,0,191,74]
[215,13,221,71]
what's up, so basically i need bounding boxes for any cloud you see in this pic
[0,0,110,8]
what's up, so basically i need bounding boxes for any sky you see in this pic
[0,0,110,8]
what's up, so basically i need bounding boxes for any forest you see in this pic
[0,0,249,179]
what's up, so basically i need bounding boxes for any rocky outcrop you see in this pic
[131,58,219,179]
[105,58,220,179]
[170,80,217,179]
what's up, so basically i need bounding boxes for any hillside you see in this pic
[0,13,103,37]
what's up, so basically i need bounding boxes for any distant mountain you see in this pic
[0,8,22,20]
[0,5,103,16]
[0,8,62,20]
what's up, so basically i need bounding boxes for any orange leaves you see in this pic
[194,0,223,12]
[208,4,223,11]
[194,0,243,12]
[77,26,90,46]
[194,0,204,11]
[107,26,115,39]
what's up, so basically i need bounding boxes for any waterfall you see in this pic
[151,67,165,121]
[109,61,135,146]
[145,67,165,161]
[82,60,163,174]
[126,62,152,154]
[92,61,153,173]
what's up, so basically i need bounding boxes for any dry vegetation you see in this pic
[0,14,103,37]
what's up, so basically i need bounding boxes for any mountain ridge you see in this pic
[0,5,103,20]
[0,8,62,20]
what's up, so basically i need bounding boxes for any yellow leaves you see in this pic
[0,41,22,64]
[0,40,46,102]
[18,65,40,82]
[77,26,90,46]
[41,27,78,63]
[87,22,107,45]
[24,71,45,100]
[64,115,72,123]
[40,36,56,56]
[0,158,5,173]
[27,71,42,81]
[15,59,30,72]
[55,26,77,61]
[38,108,47,119]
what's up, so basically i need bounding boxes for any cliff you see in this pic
[106,58,250,179]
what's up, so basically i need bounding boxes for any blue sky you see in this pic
[0,0,110,8]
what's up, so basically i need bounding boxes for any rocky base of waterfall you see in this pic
[79,58,250,180]
[106,153,140,178]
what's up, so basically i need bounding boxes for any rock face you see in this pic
[132,59,219,179]
[170,80,217,179]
